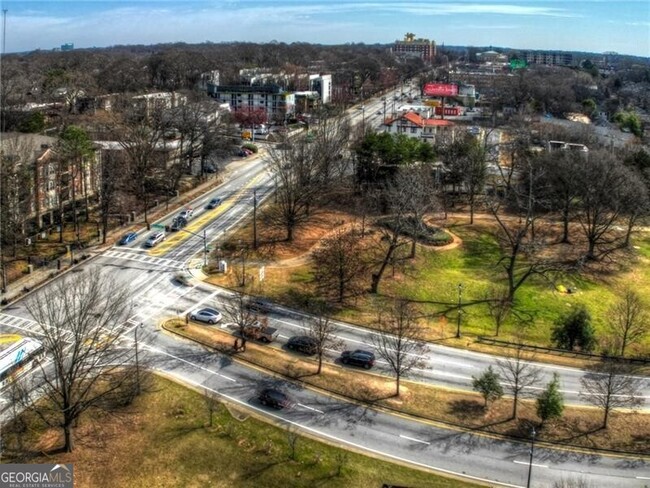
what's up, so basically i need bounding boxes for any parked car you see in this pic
[258,388,294,409]
[286,335,318,355]
[118,232,138,245]
[178,208,194,221]
[170,216,187,232]
[204,164,217,173]
[189,307,223,324]
[340,349,375,369]
[206,197,222,209]
[145,231,165,248]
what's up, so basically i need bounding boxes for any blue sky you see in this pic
[1,1,648,56]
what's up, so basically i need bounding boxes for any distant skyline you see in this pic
[1,1,648,57]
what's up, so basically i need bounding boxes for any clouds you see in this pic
[1,0,645,56]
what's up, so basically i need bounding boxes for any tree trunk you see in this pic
[63,424,74,452]
[602,405,610,429]
[511,392,519,419]
[395,374,401,397]
[560,205,571,243]
[286,225,293,242]
[317,354,323,374]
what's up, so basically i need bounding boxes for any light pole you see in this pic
[177,227,209,267]
[253,188,258,250]
[238,240,247,287]
[526,427,536,488]
[456,283,463,339]
[361,105,365,132]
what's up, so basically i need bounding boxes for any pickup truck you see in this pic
[241,319,279,344]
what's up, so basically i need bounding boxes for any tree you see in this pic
[607,289,649,357]
[580,361,645,429]
[23,272,135,452]
[536,373,564,425]
[551,305,596,352]
[306,303,340,374]
[371,300,426,396]
[472,366,503,408]
[221,288,260,353]
[497,344,542,419]
[311,227,367,303]
[485,285,512,337]
[265,135,324,241]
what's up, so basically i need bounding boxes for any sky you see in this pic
[1,1,649,57]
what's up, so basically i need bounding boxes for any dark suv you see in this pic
[258,388,293,409]
[286,335,318,355]
[340,349,375,369]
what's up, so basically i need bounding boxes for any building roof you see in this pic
[385,112,454,128]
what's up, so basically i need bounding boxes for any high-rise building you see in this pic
[393,33,436,62]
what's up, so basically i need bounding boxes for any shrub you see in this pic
[551,305,596,352]
[242,143,258,153]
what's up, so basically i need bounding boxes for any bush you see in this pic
[537,373,564,425]
[551,305,596,352]
[377,217,453,246]
[472,366,504,408]
[242,143,258,153]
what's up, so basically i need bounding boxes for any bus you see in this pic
[0,337,45,389]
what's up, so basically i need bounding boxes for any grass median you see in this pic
[164,318,650,455]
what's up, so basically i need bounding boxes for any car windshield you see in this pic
[201,308,219,315]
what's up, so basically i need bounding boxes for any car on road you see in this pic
[376,111,382,115]
[206,197,222,209]
[286,335,318,355]
[247,296,273,314]
[118,232,138,245]
[145,231,165,248]
[178,208,194,221]
[340,349,375,369]
[258,388,294,409]
[189,307,223,324]
[174,272,192,286]
[170,216,187,232]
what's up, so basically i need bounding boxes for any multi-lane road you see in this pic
[0,97,648,487]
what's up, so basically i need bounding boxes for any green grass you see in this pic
[9,376,480,488]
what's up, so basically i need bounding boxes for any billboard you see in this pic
[423,83,458,97]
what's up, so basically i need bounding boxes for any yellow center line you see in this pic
[148,173,265,257]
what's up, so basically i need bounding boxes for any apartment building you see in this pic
[206,83,295,122]
[393,33,436,62]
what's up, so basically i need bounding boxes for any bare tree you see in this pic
[311,226,367,303]
[306,303,340,374]
[580,360,645,429]
[23,272,135,452]
[221,288,260,353]
[485,285,512,337]
[204,388,220,428]
[497,344,542,419]
[371,299,426,396]
[607,289,649,357]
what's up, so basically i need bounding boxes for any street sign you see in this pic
[151,223,165,230]
[259,266,265,282]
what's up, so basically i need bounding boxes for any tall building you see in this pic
[308,74,332,104]
[206,83,295,122]
[393,33,436,62]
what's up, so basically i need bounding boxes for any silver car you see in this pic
[145,231,165,248]
[189,307,223,324]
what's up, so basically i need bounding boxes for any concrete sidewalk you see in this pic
[0,154,258,308]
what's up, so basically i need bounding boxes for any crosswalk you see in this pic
[102,250,185,269]
[132,285,195,322]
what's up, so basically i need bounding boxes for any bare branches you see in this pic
[371,300,427,396]
[497,344,542,419]
[607,288,649,357]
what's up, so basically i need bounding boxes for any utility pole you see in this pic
[0,9,7,293]
[455,283,463,338]
[135,323,143,396]
[252,188,258,250]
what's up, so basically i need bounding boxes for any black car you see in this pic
[258,388,293,409]
[247,296,273,314]
[286,335,318,355]
[340,349,376,369]
[206,197,222,209]
[170,216,187,232]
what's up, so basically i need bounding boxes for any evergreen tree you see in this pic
[537,373,565,425]
[472,366,504,408]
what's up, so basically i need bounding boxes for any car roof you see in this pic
[199,307,220,314]
[261,388,288,399]
[352,350,375,357]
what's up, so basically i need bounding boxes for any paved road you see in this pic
[0,94,648,486]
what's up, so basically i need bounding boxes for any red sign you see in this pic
[423,83,458,97]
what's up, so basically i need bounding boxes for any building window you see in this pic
[411,127,417,133]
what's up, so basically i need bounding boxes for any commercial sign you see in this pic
[0,464,73,488]
[423,83,458,97]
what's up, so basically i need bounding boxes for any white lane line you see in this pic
[513,460,548,468]
[180,289,222,317]
[399,434,431,445]
[297,403,324,414]
[143,343,237,383]
[174,375,523,488]
[636,476,650,480]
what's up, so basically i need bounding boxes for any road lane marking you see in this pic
[399,434,431,445]
[513,460,548,468]
[143,343,237,382]
[297,403,324,414]
[181,289,222,317]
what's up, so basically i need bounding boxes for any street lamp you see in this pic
[178,227,209,267]
[361,105,365,132]
[526,426,537,488]
[456,283,463,339]
[238,239,248,287]
[382,96,386,120]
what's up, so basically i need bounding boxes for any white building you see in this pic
[383,112,454,142]
[206,83,295,122]
[309,74,332,104]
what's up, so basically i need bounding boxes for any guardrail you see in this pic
[477,336,649,365]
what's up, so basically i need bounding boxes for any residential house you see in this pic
[383,112,454,143]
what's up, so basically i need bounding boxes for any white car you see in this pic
[189,308,223,324]
[145,231,165,248]
[178,208,194,221]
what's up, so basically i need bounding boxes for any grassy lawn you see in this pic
[3,376,480,488]
[207,209,650,359]
[164,319,650,454]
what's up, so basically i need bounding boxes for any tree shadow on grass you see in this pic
[240,459,289,481]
